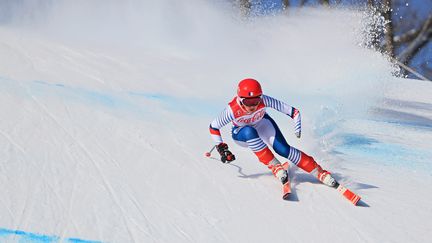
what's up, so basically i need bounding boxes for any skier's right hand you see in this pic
[216,143,236,163]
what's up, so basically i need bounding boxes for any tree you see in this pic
[381,0,395,57]
[282,0,290,10]
[231,0,432,80]
[238,0,251,16]
[396,14,432,66]
[320,0,330,6]
[299,0,308,7]
[367,0,431,80]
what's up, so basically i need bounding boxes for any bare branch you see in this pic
[394,28,422,45]
[392,57,431,81]
[397,14,432,65]
[420,63,432,80]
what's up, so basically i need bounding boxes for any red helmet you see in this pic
[237,78,262,98]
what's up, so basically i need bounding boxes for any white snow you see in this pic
[0,1,431,242]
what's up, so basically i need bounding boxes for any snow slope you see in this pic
[0,1,431,242]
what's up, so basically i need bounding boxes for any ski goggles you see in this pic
[239,96,262,107]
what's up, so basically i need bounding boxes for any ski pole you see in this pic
[204,145,216,157]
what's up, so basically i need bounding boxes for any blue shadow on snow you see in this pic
[334,133,432,172]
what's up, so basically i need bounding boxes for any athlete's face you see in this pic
[244,104,258,113]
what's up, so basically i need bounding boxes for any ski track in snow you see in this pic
[0,110,94,243]
[0,106,70,241]
[23,80,160,242]
[1,70,432,242]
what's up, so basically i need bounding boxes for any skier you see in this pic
[209,78,336,191]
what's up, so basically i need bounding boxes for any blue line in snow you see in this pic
[127,91,220,115]
[29,79,220,115]
[1,77,221,116]
[31,80,118,108]
[0,228,102,243]
[66,238,102,243]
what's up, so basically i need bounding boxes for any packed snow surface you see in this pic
[0,1,431,242]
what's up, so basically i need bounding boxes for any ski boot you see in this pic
[268,160,291,199]
[317,170,337,188]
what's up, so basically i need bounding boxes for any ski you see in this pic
[281,162,361,205]
[333,181,361,205]
[281,162,292,200]
[282,180,291,200]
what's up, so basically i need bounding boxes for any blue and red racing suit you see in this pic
[209,95,303,166]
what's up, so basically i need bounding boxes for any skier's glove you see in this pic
[216,143,236,163]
